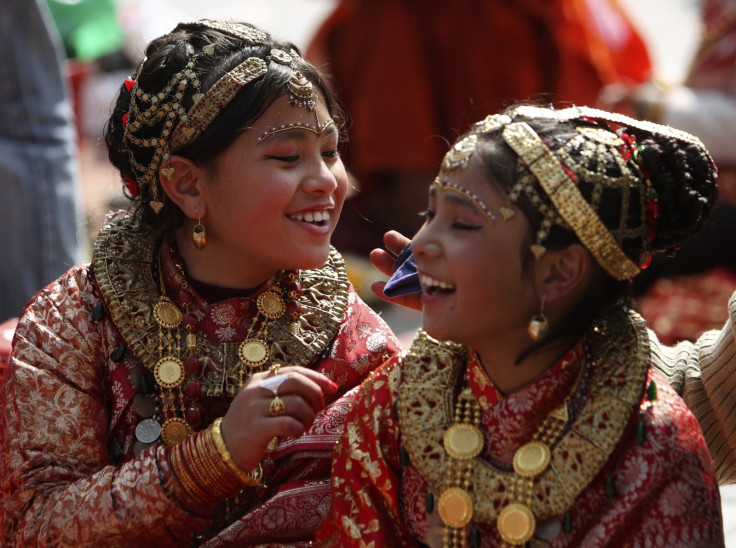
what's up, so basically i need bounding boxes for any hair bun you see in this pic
[632,130,718,254]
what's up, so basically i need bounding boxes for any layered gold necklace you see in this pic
[92,215,352,455]
[397,315,649,547]
[438,356,585,546]
[149,255,301,446]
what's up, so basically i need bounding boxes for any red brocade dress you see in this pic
[316,310,723,547]
[0,214,400,547]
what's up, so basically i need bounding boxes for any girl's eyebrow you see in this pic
[257,119,336,144]
[432,178,496,223]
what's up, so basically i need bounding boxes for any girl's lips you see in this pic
[288,209,331,223]
[287,212,332,235]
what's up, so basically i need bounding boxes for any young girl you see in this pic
[0,20,399,546]
[317,105,724,546]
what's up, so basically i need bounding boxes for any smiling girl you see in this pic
[317,105,723,546]
[0,20,399,546]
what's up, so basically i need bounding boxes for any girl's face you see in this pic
[196,93,348,288]
[412,156,539,351]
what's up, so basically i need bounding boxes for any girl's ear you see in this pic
[535,244,593,303]
[158,155,207,219]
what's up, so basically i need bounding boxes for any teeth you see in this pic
[420,274,455,290]
[290,210,330,223]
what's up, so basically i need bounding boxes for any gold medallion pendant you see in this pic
[497,502,535,545]
[153,298,182,329]
[513,441,551,477]
[444,423,484,460]
[239,338,270,367]
[154,356,184,388]
[161,417,192,446]
[257,290,285,320]
[438,487,474,528]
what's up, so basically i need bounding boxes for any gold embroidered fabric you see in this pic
[397,309,651,525]
[92,214,350,396]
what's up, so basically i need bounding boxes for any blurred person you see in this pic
[307,0,652,256]
[0,0,85,322]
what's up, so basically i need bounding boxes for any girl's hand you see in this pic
[220,366,338,471]
[370,231,423,311]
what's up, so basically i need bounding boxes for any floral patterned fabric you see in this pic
[317,318,723,547]
[0,216,400,547]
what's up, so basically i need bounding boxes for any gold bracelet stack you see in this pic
[170,419,261,507]
[211,417,262,486]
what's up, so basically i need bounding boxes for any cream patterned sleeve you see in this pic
[650,291,736,484]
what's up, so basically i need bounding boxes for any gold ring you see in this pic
[269,395,286,417]
[269,362,282,376]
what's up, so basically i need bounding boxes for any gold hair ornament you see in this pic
[502,121,641,280]
[122,19,320,214]
[442,105,715,281]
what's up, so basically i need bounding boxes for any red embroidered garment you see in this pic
[0,215,400,547]
[317,311,723,547]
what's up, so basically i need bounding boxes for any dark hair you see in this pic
[104,21,344,234]
[470,105,718,349]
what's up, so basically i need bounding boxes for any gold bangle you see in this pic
[170,441,218,507]
[212,417,261,486]
[193,431,243,496]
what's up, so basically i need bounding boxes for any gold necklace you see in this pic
[397,316,649,547]
[438,354,586,547]
[147,258,295,446]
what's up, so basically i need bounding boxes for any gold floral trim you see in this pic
[92,214,349,396]
[397,309,650,524]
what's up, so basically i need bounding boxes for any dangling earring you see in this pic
[192,207,207,250]
[528,296,548,342]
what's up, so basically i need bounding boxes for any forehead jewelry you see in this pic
[257,118,335,143]
[122,20,322,213]
[432,178,495,224]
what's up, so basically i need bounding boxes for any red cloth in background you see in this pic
[639,268,736,344]
[307,0,651,253]
[308,0,650,178]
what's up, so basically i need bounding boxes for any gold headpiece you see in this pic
[439,105,714,281]
[122,20,318,213]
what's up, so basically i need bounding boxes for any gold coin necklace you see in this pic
[439,387,484,547]
[439,354,586,547]
[136,256,301,448]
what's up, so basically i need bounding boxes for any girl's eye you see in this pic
[452,222,482,231]
[322,149,340,159]
[268,155,299,163]
[418,209,435,220]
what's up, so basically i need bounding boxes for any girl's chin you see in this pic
[421,322,455,344]
[291,248,331,271]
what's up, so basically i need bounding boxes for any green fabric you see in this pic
[45,0,123,60]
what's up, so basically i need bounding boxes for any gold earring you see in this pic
[528,297,548,342]
[192,207,207,250]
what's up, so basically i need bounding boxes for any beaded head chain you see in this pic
[439,105,715,281]
[121,20,326,213]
